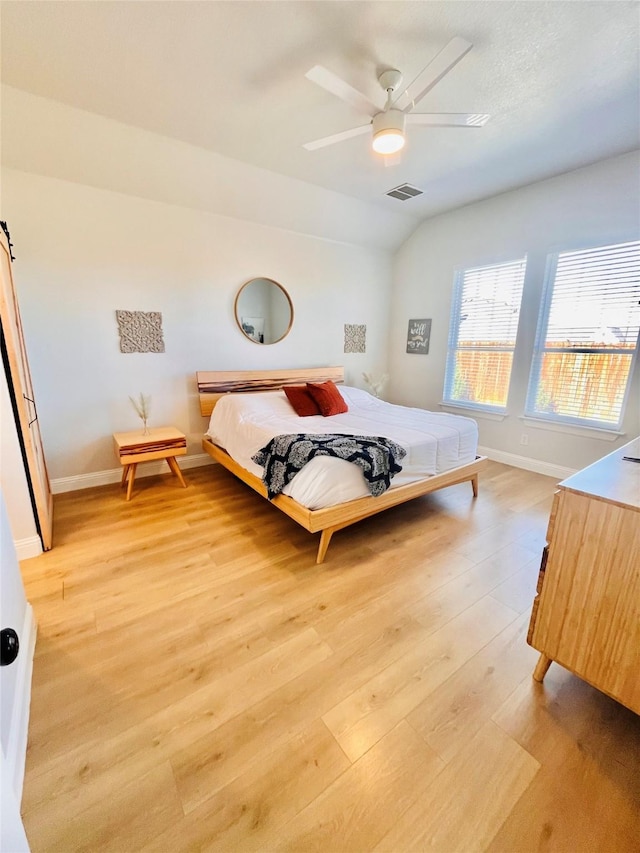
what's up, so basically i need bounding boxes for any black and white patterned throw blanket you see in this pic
[252,434,406,500]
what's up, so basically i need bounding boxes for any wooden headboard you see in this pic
[197,366,344,417]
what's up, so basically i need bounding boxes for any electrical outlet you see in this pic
[520,433,529,446]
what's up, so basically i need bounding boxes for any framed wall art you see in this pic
[406,318,431,354]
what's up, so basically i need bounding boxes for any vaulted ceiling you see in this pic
[2,1,639,226]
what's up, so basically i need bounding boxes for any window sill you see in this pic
[519,417,624,441]
[439,402,506,421]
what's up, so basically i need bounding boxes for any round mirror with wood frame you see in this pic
[234,278,294,345]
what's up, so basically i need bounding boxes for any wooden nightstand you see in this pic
[113,427,188,500]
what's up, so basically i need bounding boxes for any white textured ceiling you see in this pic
[1,0,639,223]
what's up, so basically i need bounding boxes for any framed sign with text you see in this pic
[406,318,431,354]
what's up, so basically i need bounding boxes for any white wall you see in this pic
[1,86,416,253]
[2,86,637,485]
[1,168,392,481]
[389,151,640,473]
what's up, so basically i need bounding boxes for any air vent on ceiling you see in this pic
[386,183,424,201]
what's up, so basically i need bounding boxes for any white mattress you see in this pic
[205,385,478,510]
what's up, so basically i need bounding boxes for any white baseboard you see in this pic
[478,445,575,480]
[5,604,37,801]
[51,453,215,494]
[15,536,43,560]
[51,447,574,493]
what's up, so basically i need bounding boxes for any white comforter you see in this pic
[206,386,478,510]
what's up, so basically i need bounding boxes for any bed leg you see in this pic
[471,474,479,498]
[317,529,334,564]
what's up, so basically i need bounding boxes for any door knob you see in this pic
[1,628,19,666]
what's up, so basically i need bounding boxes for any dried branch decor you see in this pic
[129,392,151,435]
[362,372,388,398]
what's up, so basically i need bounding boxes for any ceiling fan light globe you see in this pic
[372,130,405,154]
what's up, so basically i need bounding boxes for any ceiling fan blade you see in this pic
[305,65,385,117]
[303,124,371,151]
[393,37,473,112]
[406,112,490,127]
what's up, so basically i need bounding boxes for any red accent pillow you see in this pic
[306,381,348,417]
[284,385,321,417]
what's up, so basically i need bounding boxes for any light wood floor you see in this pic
[19,461,640,852]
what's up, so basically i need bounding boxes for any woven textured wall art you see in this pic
[344,324,366,354]
[116,310,165,353]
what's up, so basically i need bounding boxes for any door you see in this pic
[0,489,32,851]
[1,751,30,852]
[0,226,53,549]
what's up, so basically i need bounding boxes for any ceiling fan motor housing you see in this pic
[373,109,405,136]
[372,108,406,151]
[378,69,403,94]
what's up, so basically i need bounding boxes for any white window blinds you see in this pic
[526,240,640,429]
[443,258,526,411]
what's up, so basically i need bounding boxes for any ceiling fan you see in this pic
[303,37,489,156]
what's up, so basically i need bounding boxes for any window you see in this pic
[443,258,526,412]
[526,240,640,430]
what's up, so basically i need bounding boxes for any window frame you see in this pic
[524,240,640,432]
[442,256,527,415]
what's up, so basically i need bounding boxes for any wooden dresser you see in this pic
[528,436,640,714]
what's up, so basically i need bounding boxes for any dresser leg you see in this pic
[533,653,552,682]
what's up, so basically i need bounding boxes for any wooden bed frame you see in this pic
[197,367,487,563]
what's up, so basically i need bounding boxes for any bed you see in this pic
[198,367,487,563]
